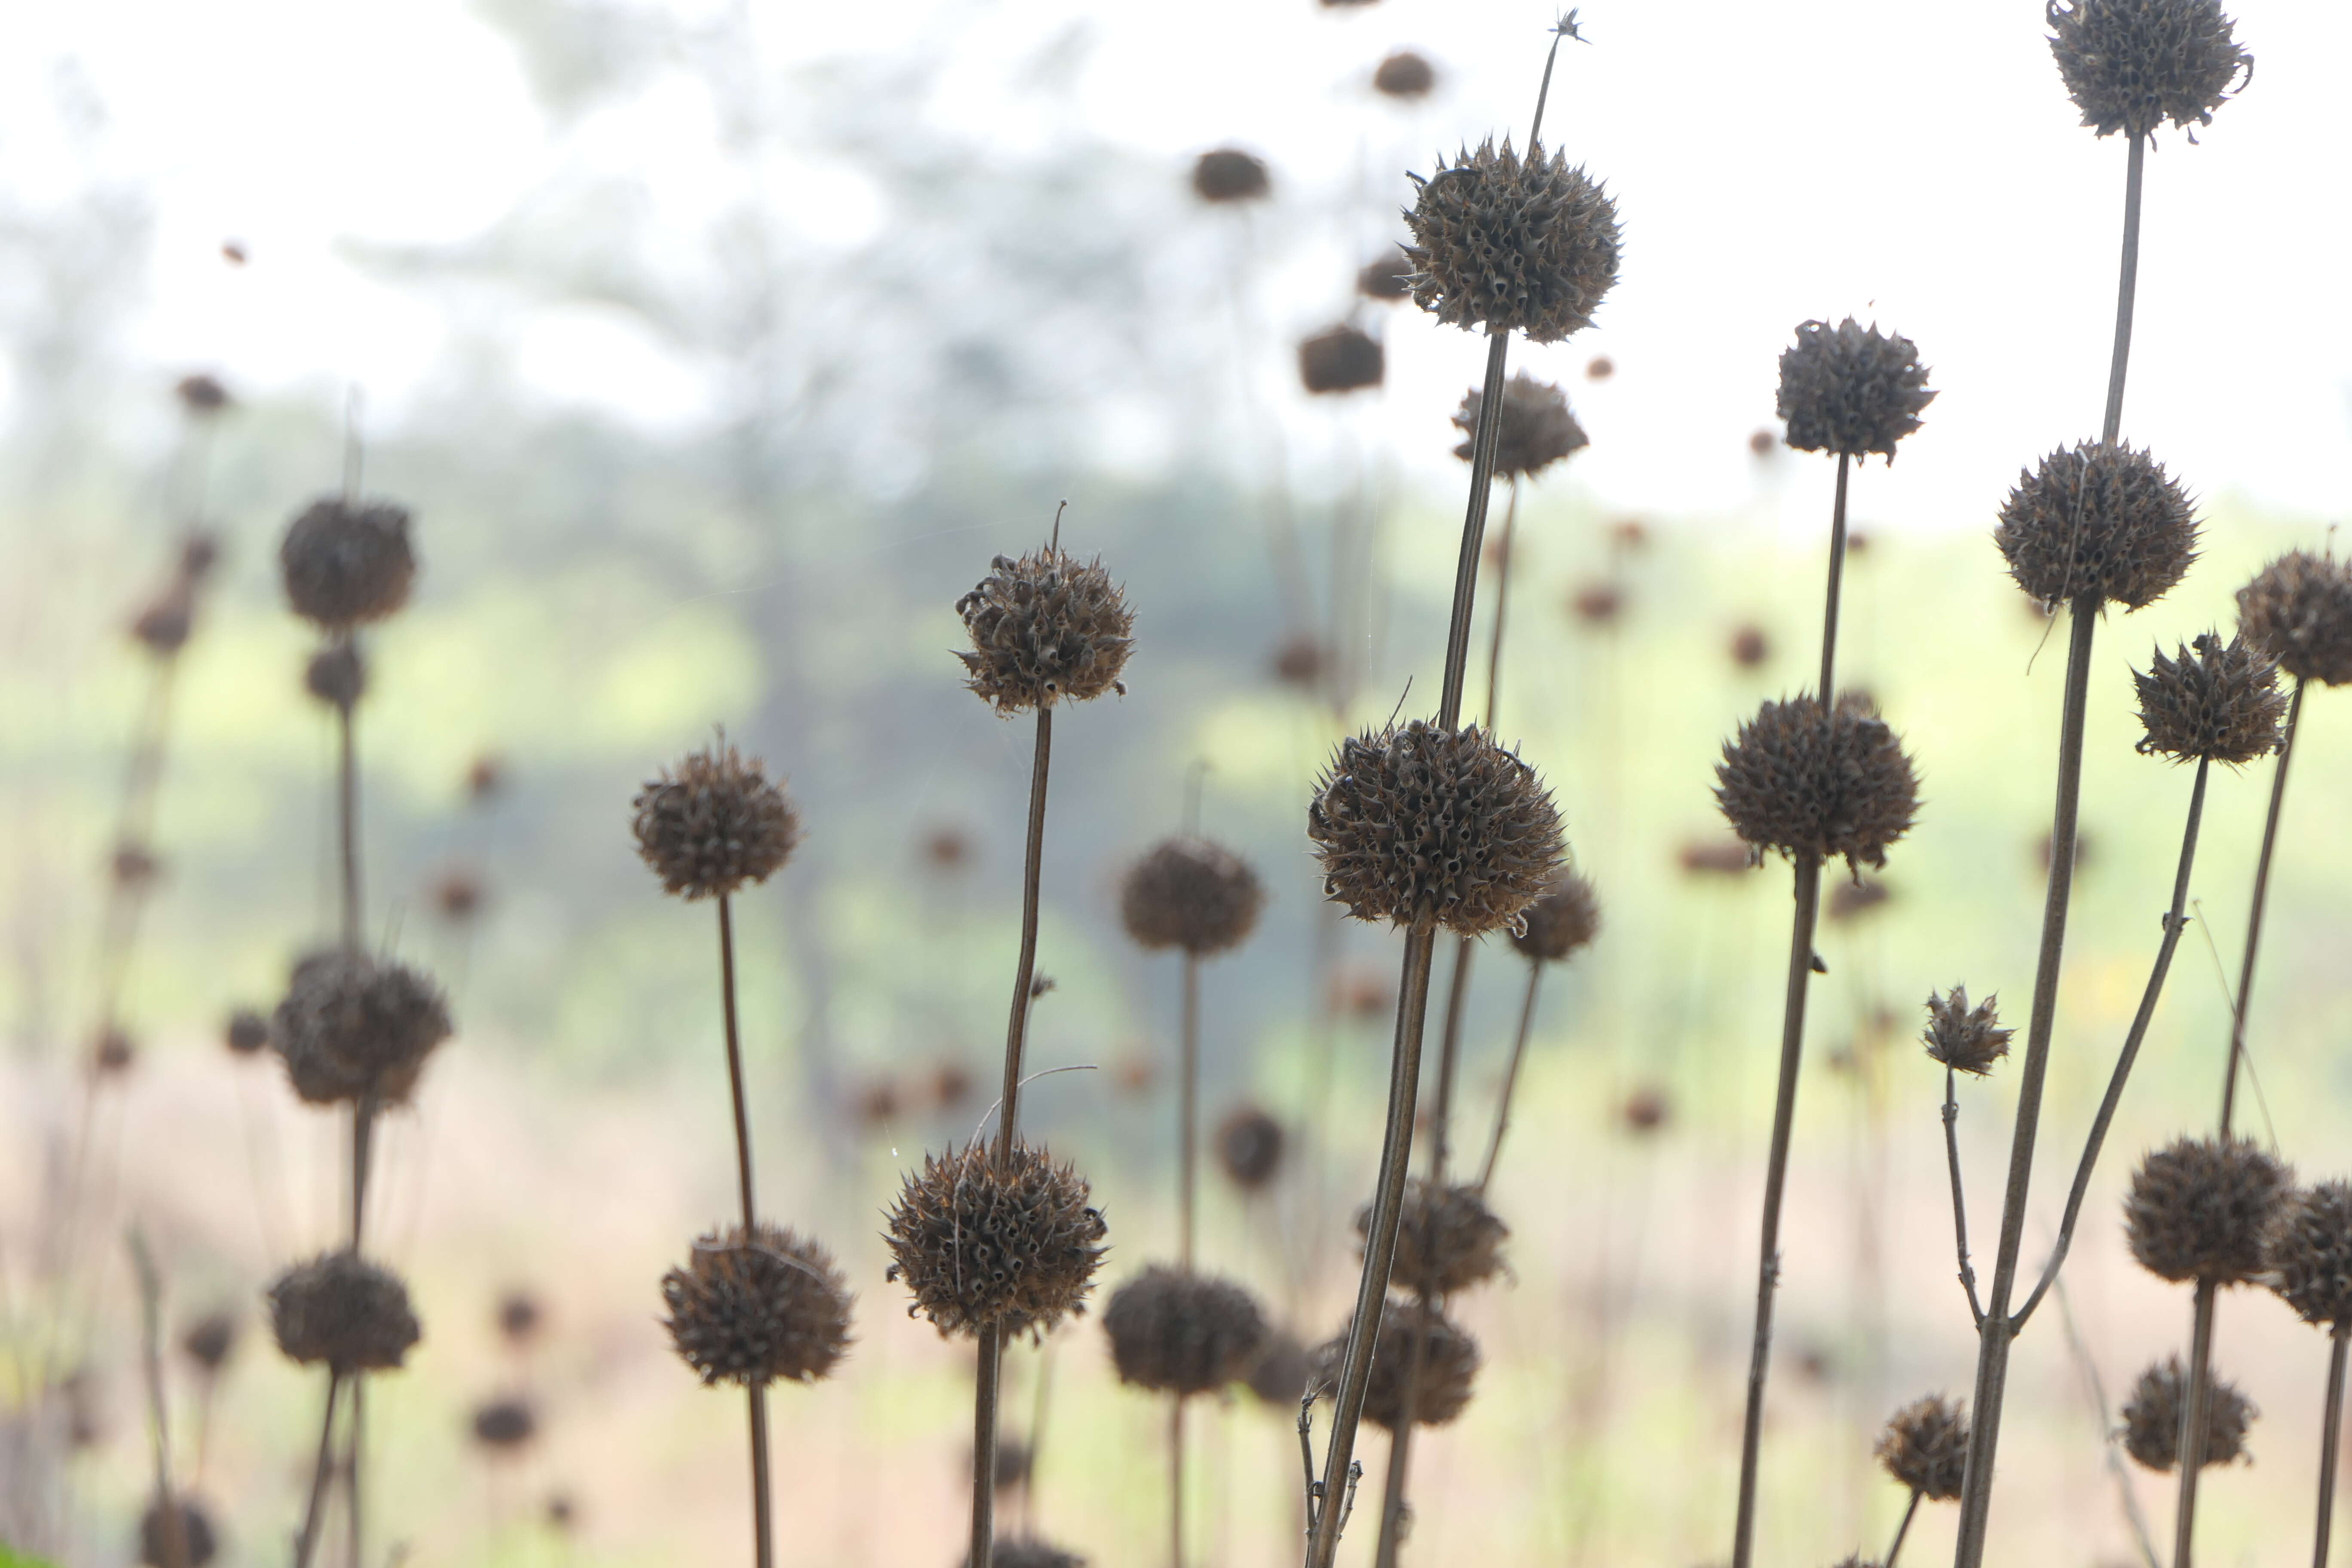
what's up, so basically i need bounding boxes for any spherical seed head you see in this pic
[1297,324,1385,395]
[1775,319,1936,462]
[304,643,367,710]
[175,373,231,415]
[112,843,160,888]
[280,498,416,629]
[1361,1180,1509,1295]
[1452,372,1588,480]
[1509,867,1600,963]
[266,1251,421,1372]
[884,1142,1107,1341]
[94,1028,137,1075]
[2121,1355,2256,1470]
[433,868,485,923]
[967,1540,1087,1568]
[2125,1135,2292,1284]
[631,741,799,900]
[180,1311,238,1374]
[2262,1181,2352,1327]
[956,547,1134,715]
[1214,1105,1286,1191]
[1314,1297,1480,1429]
[2049,0,2251,139]
[661,1222,852,1387]
[138,1496,218,1568]
[1308,720,1565,937]
[1994,441,2198,611]
[270,950,453,1107]
[497,1289,544,1344]
[1921,986,2012,1077]
[1403,138,1621,343]
[1100,1267,1269,1395]
[224,1007,269,1057]
[2236,550,2352,686]
[1372,50,1436,98]
[1874,1394,1970,1500]
[1191,148,1269,204]
[1246,1327,1312,1407]
[2133,632,2286,764]
[470,1395,538,1450]
[1358,248,1413,302]
[1119,836,1265,956]
[1715,694,1921,873]
[130,588,195,655]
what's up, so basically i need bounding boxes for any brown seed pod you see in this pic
[179,1311,238,1375]
[1357,248,1413,303]
[280,498,416,629]
[1191,148,1269,205]
[2236,550,2352,687]
[303,643,366,710]
[130,587,196,655]
[661,1223,852,1386]
[2262,1180,2352,1328]
[223,1007,269,1057]
[2125,1135,2291,1284]
[1775,318,1935,462]
[1119,836,1265,956]
[966,1540,1087,1568]
[1731,624,1771,668]
[1921,987,2012,1077]
[1403,138,1621,343]
[270,949,453,1107]
[175,373,232,415]
[957,547,1134,715]
[2133,631,2286,764]
[1308,719,1565,937]
[1509,867,1600,964]
[1100,1266,1268,1395]
[1451,372,1587,480]
[1214,1105,1286,1191]
[267,1251,421,1372]
[1372,50,1436,98]
[1715,693,1921,873]
[1994,441,2198,611]
[470,1395,538,1450]
[1874,1393,1970,1501]
[1246,1327,1312,1408]
[1298,324,1385,395]
[2120,1355,2255,1470]
[1313,1297,1480,1429]
[137,1496,218,1568]
[885,1142,1107,1341]
[2048,0,2251,140]
[1360,1180,1509,1295]
[631,740,799,900]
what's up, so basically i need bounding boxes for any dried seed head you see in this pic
[130,587,196,655]
[1358,248,1413,302]
[138,1497,218,1568]
[1120,836,1265,956]
[432,868,485,923]
[884,1142,1107,1341]
[93,1028,137,1075]
[1715,694,1921,873]
[1921,987,2012,1077]
[1298,324,1385,395]
[224,1007,269,1057]
[2120,1355,2255,1470]
[1372,51,1436,98]
[179,1311,238,1374]
[280,498,416,629]
[1214,1105,1286,1191]
[661,1223,852,1386]
[1403,138,1621,343]
[2125,1135,2291,1284]
[1509,867,1600,963]
[1246,1328,1312,1407]
[2262,1180,2352,1328]
[1314,1297,1480,1429]
[270,950,453,1107]
[267,1251,421,1372]
[175,373,231,415]
[1994,441,2198,611]
[631,741,800,900]
[1623,1085,1670,1133]
[470,1396,538,1450]
[2235,550,2352,686]
[1775,319,1935,462]
[957,547,1134,715]
[497,1289,543,1344]
[304,644,367,710]
[1361,1180,1509,1295]
[1308,720,1565,937]
[1452,372,1587,480]
[2133,632,2286,764]
[967,1540,1087,1568]
[1101,1267,1269,1395]
[112,843,160,888]
[1875,1394,1970,1500]
[1570,582,1623,625]
[1191,148,1269,205]
[2049,0,2251,139]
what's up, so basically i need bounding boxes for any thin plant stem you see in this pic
[1885,1489,1923,1568]
[1942,1066,1984,1326]
[1482,478,1522,731]
[2315,1325,2348,1568]
[1180,953,1199,1270]
[336,654,361,954]
[128,1233,190,1568]
[1374,1412,1418,1568]
[1171,1395,1188,1568]
[1475,960,1544,1194]
[292,1372,344,1568]
[1818,452,1851,700]
[2219,677,2302,1135]
[2173,1277,2219,1565]
[2102,134,2146,448]
[750,1386,774,1568]
[972,1324,1004,1568]
[714,893,772,1568]
[1427,940,1475,1182]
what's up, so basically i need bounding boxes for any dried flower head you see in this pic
[470,1396,538,1450]
[2262,1180,2352,1328]
[179,533,221,582]
[279,499,416,629]
[1922,987,2012,1077]
[2125,1135,2291,1284]
[1623,1085,1670,1133]
[175,373,231,415]
[1995,441,2198,611]
[1101,1267,1268,1395]
[1309,720,1565,937]
[661,1223,852,1386]
[93,1028,137,1075]
[957,547,1134,715]
[967,1540,1087,1568]
[2048,0,2251,139]
[1191,148,1269,205]
[138,1497,218,1568]
[1570,582,1623,625]
[2133,632,2286,763]
[1509,867,1601,963]
[111,843,160,888]
[223,1007,269,1057]
[1120,836,1265,956]
[1362,1180,1509,1295]
[270,950,453,1107]
[2236,550,2352,687]
[1358,248,1413,302]
[1403,138,1621,343]
[1372,50,1436,98]
[2121,1355,2255,1470]
[1314,1297,1480,1429]
[1246,1328,1312,1408]
[130,587,195,655]
[885,1142,1107,1341]
[304,643,366,710]
[465,753,505,802]
[432,869,485,923]
[631,741,799,900]
[497,1289,543,1344]
[1775,319,1935,462]
[180,1311,237,1375]
[267,1251,421,1372]
[1715,694,1921,873]
[1875,1394,1970,1500]
[1298,324,1385,395]
[1214,1105,1286,1191]
[1452,372,1587,480]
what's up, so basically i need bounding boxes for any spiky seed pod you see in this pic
[1298,324,1385,395]
[631,741,799,900]
[1509,867,1600,963]
[1314,1297,1480,1429]
[660,1223,852,1386]
[1308,720,1565,937]
[279,499,416,629]
[2236,550,2352,687]
[497,1289,543,1344]
[270,950,453,1107]
[2133,632,2287,764]
[2049,0,2251,139]
[966,1540,1087,1568]
[1994,441,2198,611]
[1358,248,1412,302]
[1715,694,1921,873]
[175,373,231,415]
[1191,148,1269,205]
[138,1497,218,1568]
[1921,987,2012,1077]
[2125,1135,2291,1284]
[1452,372,1588,480]
[1372,50,1435,98]
[1403,138,1621,343]
[1775,319,1936,462]
[130,588,195,655]
[1214,1105,1285,1191]
[470,1396,538,1450]
[1246,1328,1311,1407]
[1119,836,1265,956]
[223,1008,269,1057]
[180,1311,237,1375]
[2263,1181,2352,1327]
[303,644,366,710]
[885,1142,1107,1341]
[956,547,1134,715]
[1874,1394,1971,1500]
[1361,1180,1509,1295]
[266,1251,421,1372]
[2120,1356,2255,1470]
[1100,1267,1269,1395]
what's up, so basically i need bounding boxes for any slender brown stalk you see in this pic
[291,1372,343,1568]
[1180,952,1200,1270]
[1475,960,1544,1194]
[1818,452,1851,700]
[2172,1277,2220,1564]
[127,1233,191,1568]
[2219,677,2302,1135]
[336,646,362,953]
[713,894,775,1568]
[2101,134,2146,453]
[2315,1326,2348,1568]
[1885,1489,1923,1568]
[1941,1067,1984,1326]
[1170,1395,1188,1568]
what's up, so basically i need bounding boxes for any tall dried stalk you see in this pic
[2314,1325,2349,1568]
